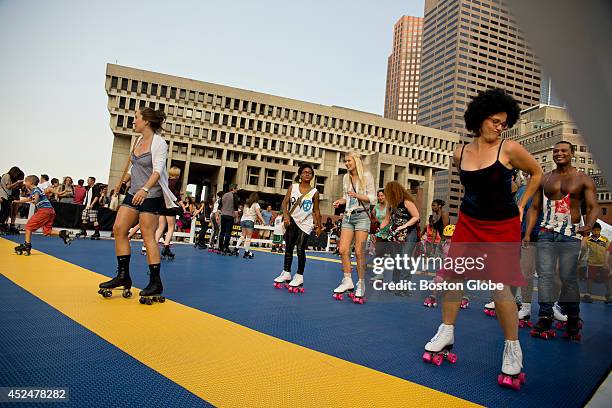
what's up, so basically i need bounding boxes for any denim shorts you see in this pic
[240,220,255,230]
[342,210,370,232]
[121,193,164,215]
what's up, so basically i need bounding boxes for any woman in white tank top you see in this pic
[234,192,265,258]
[273,164,322,291]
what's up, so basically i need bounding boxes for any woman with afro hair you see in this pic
[422,88,542,390]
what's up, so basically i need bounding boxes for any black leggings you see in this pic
[284,218,310,275]
[219,215,235,251]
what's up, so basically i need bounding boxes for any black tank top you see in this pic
[432,215,444,235]
[459,139,519,221]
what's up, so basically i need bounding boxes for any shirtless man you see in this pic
[525,141,599,340]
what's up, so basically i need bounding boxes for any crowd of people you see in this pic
[8,90,612,391]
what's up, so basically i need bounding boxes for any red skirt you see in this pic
[441,211,526,287]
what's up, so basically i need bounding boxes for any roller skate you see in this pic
[14,242,31,256]
[423,295,437,308]
[332,276,354,300]
[229,248,240,257]
[553,302,568,330]
[460,296,470,309]
[423,323,457,366]
[287,274,304,294]
[59,230,73,245]
[369,273,383,283]
[90,231,101,240]
[7,225,21,235]
[498,340,526,391]
[98,268,132,298]
[530,316,556,340]
[243,250,254,259]
[563,315,583,341]
[75,230,87,239]
[139,269,165,305]
[484,301,496,317]
[161,245,175,260]
[271,246,277,253]
[518,303,533,328]
[352,280,366,304]
[273,271,291,289]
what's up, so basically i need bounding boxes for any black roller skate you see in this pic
[90,231,101,240]
[229,248,240,256]
[98,268,132,299]
[243,250,254,259]
[161,245,175,260]
[530,316,556,340]
[14,242,31,256]
[7,225,21,235]
[563,315,583,341]
[75,230,87,239]
[271,246,277,253]
[139,269,165,305]
[59,230,73,245]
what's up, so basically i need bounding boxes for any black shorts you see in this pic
[159,206,182,217]
[121,193,164,215]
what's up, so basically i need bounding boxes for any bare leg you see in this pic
[114,207,140,256]
[139,213,160,264]
[338,229,355,276]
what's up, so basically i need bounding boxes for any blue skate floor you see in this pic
[1,235,611,407]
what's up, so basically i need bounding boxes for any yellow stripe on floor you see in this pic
[0,238,480,408]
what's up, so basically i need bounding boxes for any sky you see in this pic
[0,0,424,183]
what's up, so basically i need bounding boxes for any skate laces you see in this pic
[503,341,523,369]
[430,324,451,343]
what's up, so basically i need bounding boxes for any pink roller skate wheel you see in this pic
[518,373,526,384]
[447,353,457,363]
[512,378,521,391]
[498,374,504,386]
[423,352,432,363]
[433,355,443,366]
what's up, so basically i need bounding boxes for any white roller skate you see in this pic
[498,340,526,391]
[553,302,568,330]
[518,303,532,328]
[352,280,366,304]
[332,276,354,300]
[273,271,291,289]
[423,323,457,366]
[484,300,496,317]
[287,273,304,294]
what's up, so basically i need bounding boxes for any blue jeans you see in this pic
[536,229,581,317]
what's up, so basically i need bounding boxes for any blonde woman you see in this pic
[154,166,186,260]
[332,153,376,303]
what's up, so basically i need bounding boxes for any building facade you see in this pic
[105,64,458,220]
[418,0,541,221]
[503,104,611,223]
[384,16,423,123]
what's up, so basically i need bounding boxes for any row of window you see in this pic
[246,167,327,193]
[114,99,455,152]
[110,75,433,142]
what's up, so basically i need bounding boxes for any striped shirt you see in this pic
[30,186,53,209]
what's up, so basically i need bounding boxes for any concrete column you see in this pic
[167,140,174,171]
[182,144,193,197]
[216,166,226,192]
